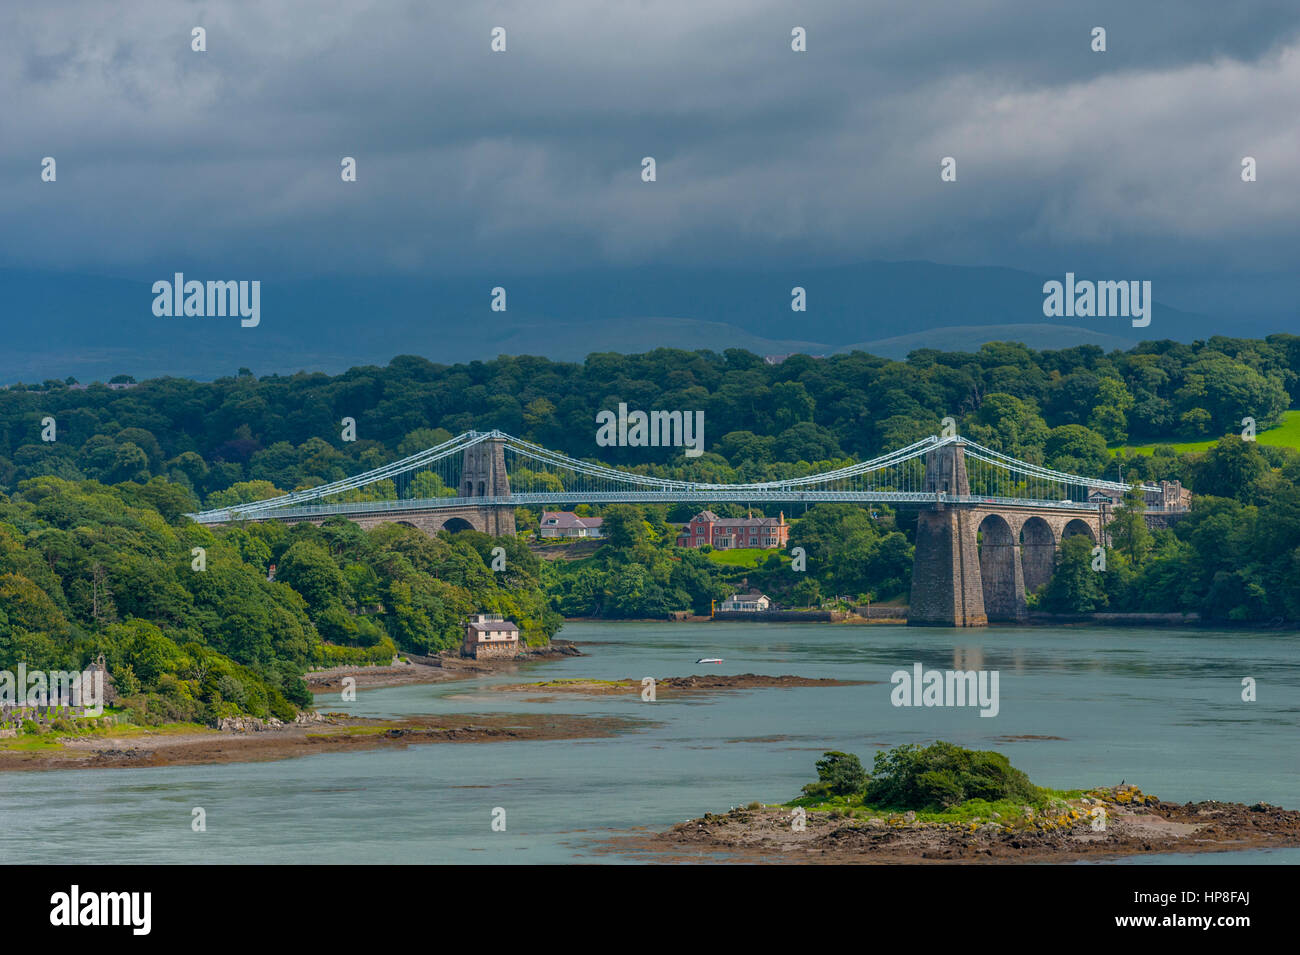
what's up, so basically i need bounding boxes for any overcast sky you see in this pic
[2,0,1298,319]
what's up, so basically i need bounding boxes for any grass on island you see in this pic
[757,742,1110,830]
[1110,409,1300,456]
[305,725,392,739]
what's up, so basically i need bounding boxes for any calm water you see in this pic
[3,622,1298,864]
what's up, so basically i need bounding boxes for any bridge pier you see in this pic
[910,439,986,627]
[909,506,988,626]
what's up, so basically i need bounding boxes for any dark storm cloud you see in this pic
[1,0,1298,317]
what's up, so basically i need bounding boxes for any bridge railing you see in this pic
[190,491,1116,524]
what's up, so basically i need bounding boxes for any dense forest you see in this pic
[0,478,559,724]
[3,336,1300,726]
[2,335,1296,500]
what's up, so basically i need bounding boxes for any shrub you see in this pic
[864,741,1043,810]
[810,750,868,797]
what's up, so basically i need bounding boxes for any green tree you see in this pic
[1108,484,1152,567]
[803,751,867,798]
[276,541,347,610]
[1037,534,1107,612]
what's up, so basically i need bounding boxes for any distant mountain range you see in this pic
[0,261,1273,383]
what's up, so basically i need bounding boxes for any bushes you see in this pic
[802,751,867,798]
[864,741,1043,811]
[316,636,398,668]
[795,742,1047,810]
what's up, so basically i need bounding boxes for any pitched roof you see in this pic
[469,619,519,633]
[696,514,784,527]
[541,510,604,529]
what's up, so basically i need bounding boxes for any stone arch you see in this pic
[977,513,1026,621]
[441,516,477,533]
[1062,518,1096,543]
[1020,516,1055,596]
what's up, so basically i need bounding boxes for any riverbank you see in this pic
[604,785,1300,863]
[0,709,649,772]
[306,640,584,692]
[562,612,1300,631]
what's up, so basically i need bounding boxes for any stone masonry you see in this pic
[909,441,1105,627]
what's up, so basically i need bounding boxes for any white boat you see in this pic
[696,657,724,664]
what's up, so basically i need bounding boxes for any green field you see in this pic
[1111,410,1300,456]
[705,547,786,569]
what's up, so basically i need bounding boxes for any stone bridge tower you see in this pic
[909,441,988,627]
[457,435,516,536]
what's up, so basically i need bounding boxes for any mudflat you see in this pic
[491,674,874,696]
[0,711,651,772]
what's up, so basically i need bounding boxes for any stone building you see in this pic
[463,614,521,659]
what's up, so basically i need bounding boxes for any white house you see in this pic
[720,592,772,612]
[538,511,604,539]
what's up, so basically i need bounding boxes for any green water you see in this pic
[2,622,1297,864]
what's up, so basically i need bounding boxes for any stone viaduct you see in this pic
[286,436,517,537]
[907,440,1104,627]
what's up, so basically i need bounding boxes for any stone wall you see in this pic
[909,507,987,626]
[910,436,1110,627]
[289,502,516,537]
[465,640,520,660]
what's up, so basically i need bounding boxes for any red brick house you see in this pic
[676,510,789,550]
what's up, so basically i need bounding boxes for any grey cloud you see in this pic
[0,0,1297,327]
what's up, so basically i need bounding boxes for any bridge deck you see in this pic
[185,491,1185,524]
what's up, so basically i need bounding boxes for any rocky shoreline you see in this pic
[491,673,873,696]
[305,640,584,692]
[0,710,649,772]
[602,785,1300,863]
[2,640,597,772]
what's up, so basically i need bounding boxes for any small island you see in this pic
[610,741,1300,863]
[490,674,872,696]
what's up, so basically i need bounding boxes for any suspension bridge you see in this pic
[188,430,1190,627]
